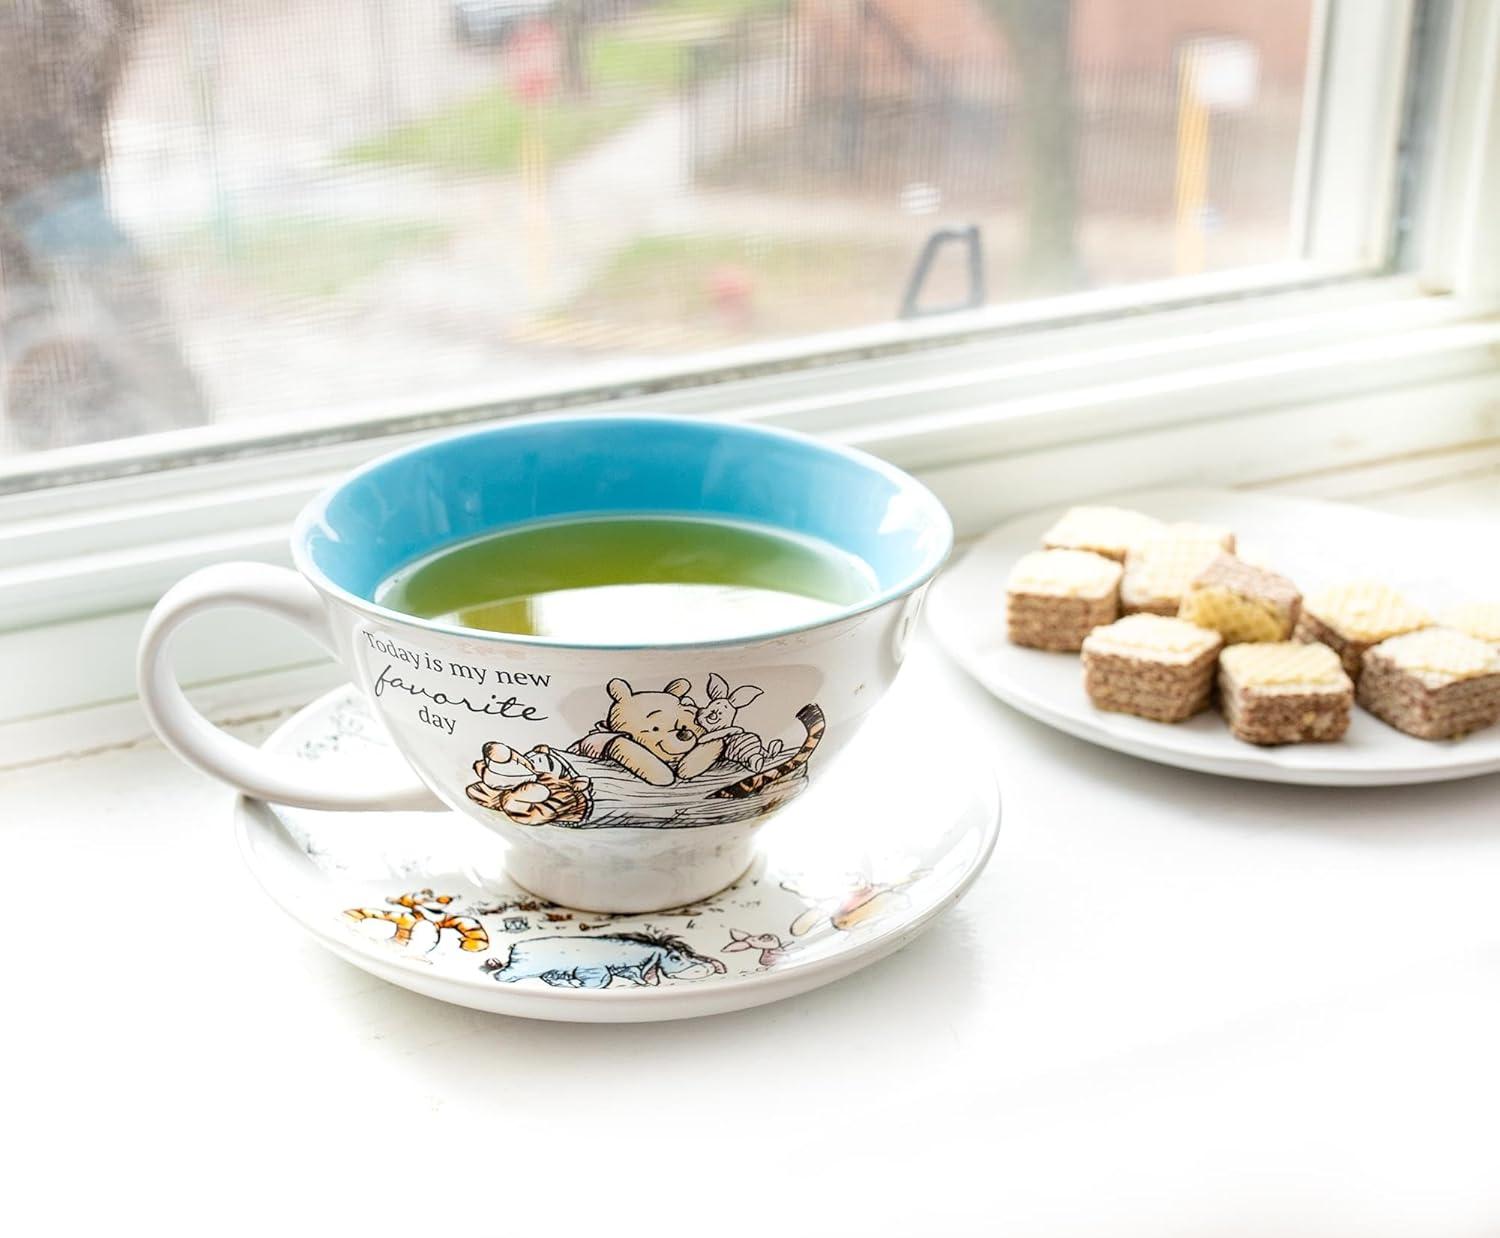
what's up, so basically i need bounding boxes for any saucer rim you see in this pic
[233,686,1002,1013]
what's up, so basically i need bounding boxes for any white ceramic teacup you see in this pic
[138,415,952,912]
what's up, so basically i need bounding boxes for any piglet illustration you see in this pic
[688,674,784,770]
[722,928,787,968]
[689,674,761,735]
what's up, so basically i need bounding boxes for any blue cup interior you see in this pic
[294,415,952,643]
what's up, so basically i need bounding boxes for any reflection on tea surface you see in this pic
[376,515,877,643]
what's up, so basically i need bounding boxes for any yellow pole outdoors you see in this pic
[1174,44,1209,276]
[521,104,551,301]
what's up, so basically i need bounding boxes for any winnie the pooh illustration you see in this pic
[568,678,726,786]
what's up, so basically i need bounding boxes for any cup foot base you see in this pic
[501,836,757,914]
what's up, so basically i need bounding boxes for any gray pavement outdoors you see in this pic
[102,0,738,423]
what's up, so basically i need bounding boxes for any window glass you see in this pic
[1,0,1319,456]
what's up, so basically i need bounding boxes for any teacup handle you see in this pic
[137,563,443,811]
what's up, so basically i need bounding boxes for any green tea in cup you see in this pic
[375,514,878,644]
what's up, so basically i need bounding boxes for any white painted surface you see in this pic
[4,473,1500,1234]
[1416,0,1500,299]
[1298,0,1415,268]
[6,280,1497,725]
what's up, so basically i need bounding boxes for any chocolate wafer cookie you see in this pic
[1081,613,1223,723]
[1218,641,1353,745]
[1444,602,1500,651]
[1179,554,1301,645]
[1357,628,1500,740]
[1006,549,1123,651]
[1041,505,1163,563]
[1121,535,1226,617]
[1295,582,1432,678]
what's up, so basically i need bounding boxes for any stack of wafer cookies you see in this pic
[1002,502,1500,746]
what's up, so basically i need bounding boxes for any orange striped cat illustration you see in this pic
[343,890,488,955]
[781,872,925,937]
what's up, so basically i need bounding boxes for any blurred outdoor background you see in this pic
[0,0,1316,454]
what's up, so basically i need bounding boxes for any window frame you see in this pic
[0,0,1426,498]
[1,0,1497,727]
[1294,0,1420,269]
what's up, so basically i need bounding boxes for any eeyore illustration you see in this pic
[480,932,728,989]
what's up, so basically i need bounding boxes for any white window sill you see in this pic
[5,452,1500,1234]
[5,435,1498,768]
[3,279,1498,725]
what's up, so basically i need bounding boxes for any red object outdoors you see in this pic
[708,264,755,329]
[505,20,560,103]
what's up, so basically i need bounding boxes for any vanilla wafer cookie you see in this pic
[1178,554,1301,644]
[1443,602,1500,648]
[1121,536,1226,616]
[1041,506,1164,563]
[1218,641,1352,745]
[1158,521,1236,552]
[1295,582,1432,678]
[1081,613,1223,722]
[1357,628,1500,740]
[1006,549,1122,651]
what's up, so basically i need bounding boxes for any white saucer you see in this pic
[234,687,1000,1022]
[929,487,1500,787]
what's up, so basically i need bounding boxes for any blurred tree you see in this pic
[978,0,1080,293]
[0,0,206,451]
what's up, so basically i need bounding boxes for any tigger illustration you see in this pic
[713,704,826,799]
[343,889,489,955]
[781,870,924,937]
[465,742,591,826]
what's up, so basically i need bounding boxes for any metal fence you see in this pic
[683,0,1302,220]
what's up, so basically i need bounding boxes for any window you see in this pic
[0,0,1433,477]
[3,0,1498,723]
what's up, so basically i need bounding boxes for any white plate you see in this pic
[928,487,1500,786]
[234,687,1000,1022]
